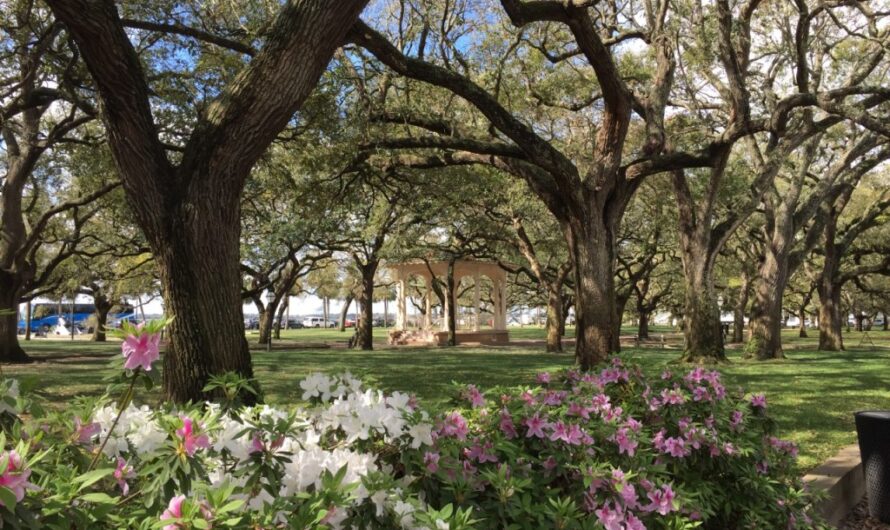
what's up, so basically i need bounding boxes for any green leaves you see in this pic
[74,468,115,492]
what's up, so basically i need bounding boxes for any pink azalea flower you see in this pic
[591,393,611,412]
[114,456,135,495]
[464,385,486,408]
[612,427,638,456]
[662,437,689,458]
[541,390,565,406]
[536,372,551,384]
[73,416,101,445]
[440,412,469,440]
[621,483,640,510]
[549,421,570,443]
[595,503,625,530]
[161,495,185,528]
[625,417,643,433]
[625,512,646,530]
[175,416,210,457]
[751,393,767,409]
[121,331,161,371]
[692,386,711,402]
[0,450,35,506]
[523,413,548,439]
[423,451,440,473]
[644,484,676,515]
[465,441,498,463]
[499,411,517,439]
[542,456,557,470]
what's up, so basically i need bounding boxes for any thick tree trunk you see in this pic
[746,248,789,360]
[273,299,287,339]
[257,307,272,345]
[339,295,353,332]
[678,249,726,362]
[92,295,113,342]
[818,217,844,350]
[638,309,650,340]
[559,297,571,337]
[353,264,376,350]
[855,315,864,332]
[732,273,750,343]
[446,261,457,346]
[0,273,30,363]
[612,292,630,353]
[564,212,615,370]
[24,300,31,341]
[798,307,808,338]
[156,213,255,404]
[545,288,564,353]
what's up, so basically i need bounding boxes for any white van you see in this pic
[302,317,333,328]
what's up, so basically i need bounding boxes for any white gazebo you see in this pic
[387,259,509,346]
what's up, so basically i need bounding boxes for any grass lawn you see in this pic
[3,327,889,471]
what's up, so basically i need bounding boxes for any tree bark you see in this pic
[257,306,273,345]
[818,221,844,350]
[353,263,377,350]
[732,272,750,343]
[156,217,255,403]
[612,291,631,353]
[273,298,287,339]
[92,294,113,342]
[545,288,564,353]
[446,260,457,346]
[678,244,726,362]
[24,301,31,341]
[746,246,790,360]
[638,309,650,340]
[564,211,616,370]
[339,295,353,332]
[0,272,29,363]
[798,306,808,338]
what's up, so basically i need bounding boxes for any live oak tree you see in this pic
[816,179,890,350]
[745,133,890,360]
[45,0,369,402]
[0,3,121,362]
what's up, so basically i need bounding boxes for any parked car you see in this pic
[302,316,335,328]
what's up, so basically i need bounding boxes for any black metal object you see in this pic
[855,411,890,523]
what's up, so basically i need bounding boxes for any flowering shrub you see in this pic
[0,322,826,529]
[414,360,828,530]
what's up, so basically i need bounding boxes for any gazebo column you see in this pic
[441,296,449,332]
[396,278,407,330]
[473,274,481,331]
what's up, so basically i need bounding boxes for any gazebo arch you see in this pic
[388,259,509,346]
